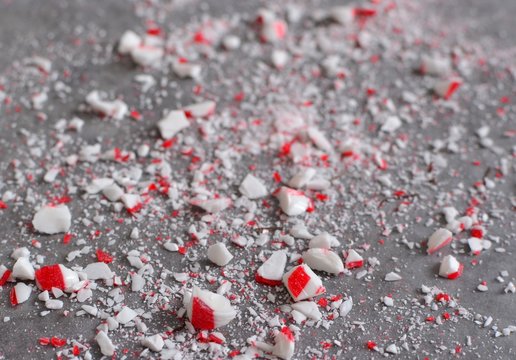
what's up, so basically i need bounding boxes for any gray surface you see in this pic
[0,0,515,359]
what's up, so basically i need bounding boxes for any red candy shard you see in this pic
[191,297,215,330]
[35,264,65,291]
[287,266,311,298]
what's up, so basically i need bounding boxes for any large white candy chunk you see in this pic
[309,232,339,249]
[158,110,189,139]
[272,327,295,360]
[10,283,32,305]
[283,264,325,302]
[190,197,232,213]
[185,287,237,329]
[275,187,311,216]
[84,262,114,280]
[439,255,463,280]
[33,205,71,234]
[433,78,462,100]
[183,101,216,118]
[303,248,344,275]
[255,251,287,286]
[12,257,35,280]
[239,174,267,199]
[291,301,322,320]
[207,243,233,266]
[96,331,116,356]
[118,30,142,54]
[288,168,316,189]
[86,91,128,120]
[142,334,164,352]
[116,306,138,324]
[427,228,453,254]
[345,249,364,269]
[35,264,79,292]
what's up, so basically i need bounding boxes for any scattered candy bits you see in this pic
[0,0,514,359]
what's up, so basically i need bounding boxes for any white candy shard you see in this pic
[158,110,189,139]
[303,248,344,275]
[102,183,124,202]
[116,306,138,324]
[288,168,316,189]
[421,54,451,76]
[84,262,114,280]
[272,327,295,360]
[12,257,35,281]
[32,205,71,234]
[190,197,232,213]
[283,264,325,301]
[275,187,311,216]
[207,243,233,266]
[291,301,322,320]
[186,287,237,329]
[183,101,216,118]
[439,255,463,280]
[86,178,114,194]
[309,232,339,249]
[468,238,484,255]
[11,283,32,305]
[385,272,402,282]
[271,49,289,69]
[345,249,364,269]
[222,35,241,50]
[85,91,128,120]
[381,116,402,133]
[118,30,142,54]
[130,46,163,67]
[385,344,399,354]
[172,60,202,79]
[96,331,116,356]
[307,127,332,152]
[290,223,313,239]
[142,334,164,352]
[256,251,287,286]
[239,174,267,199]
[427,228,453,254]
[339,297,353,317]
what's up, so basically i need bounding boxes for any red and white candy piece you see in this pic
[130,45,164,67]
[190,197,232,214]
[239,174,268,199]
[32,205,71,234]
[12,257,35,281]
[427,228,453,254]
[433,78,462,100]
[10,283,32,306]
[345,249,364,269]
[257,10,287,43]
[283,264,325,302]
[207,243,233,266]
[85,91,128,120]
[185,287,237,330]
[439,255,463,280]
[158,110,190,140]
[272,327,295,360]
[255,251,287,286]
[0,265,12,286]
[303,248,344,275]
[35,264,79,292]
[183,101,216,119]
[275,187,311,216]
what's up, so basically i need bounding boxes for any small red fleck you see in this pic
[50,337,67,348]
[96,249,114,264]
[273,171,282,183]
[442,312,451,320]
[366,341,377,350]
[63,233,72,244]
[0,201,7,209]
